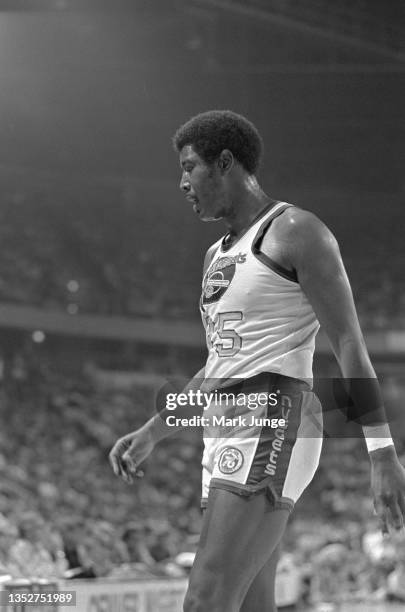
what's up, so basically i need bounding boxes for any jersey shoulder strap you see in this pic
[203,237,222,276]
[252,202,298,283]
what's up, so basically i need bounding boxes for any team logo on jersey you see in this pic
[202,253,246,305]
[218,447,244,474]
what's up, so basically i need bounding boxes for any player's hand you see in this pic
[370,445,405,534]
[109,428,154,484]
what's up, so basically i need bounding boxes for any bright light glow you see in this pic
[32,330,45,343]
[67,280,80,293]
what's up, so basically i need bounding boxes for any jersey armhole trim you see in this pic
[203,241,221,276]
[254,251,298,283]
[251,203,298,283]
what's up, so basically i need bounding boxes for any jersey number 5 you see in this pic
[204,311,243,357]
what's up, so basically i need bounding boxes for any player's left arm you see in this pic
[282,209,405,532]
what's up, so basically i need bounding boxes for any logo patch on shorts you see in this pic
[218,447,244,474]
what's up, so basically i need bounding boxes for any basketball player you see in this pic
[110,111,405,612]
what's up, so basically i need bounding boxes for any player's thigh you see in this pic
[186,488,289,608]
[240,544,280,612]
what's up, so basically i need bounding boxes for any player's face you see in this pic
[179,145,226,221]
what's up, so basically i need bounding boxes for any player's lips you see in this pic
[185,194,200,212]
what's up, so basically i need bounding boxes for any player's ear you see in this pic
[218,149,234,174]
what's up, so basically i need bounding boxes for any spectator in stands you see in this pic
[7,512,67,579]
[0,514,18,579]
[74,521,130,578]
[121,521,156,566]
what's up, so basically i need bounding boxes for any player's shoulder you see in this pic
[275,205,338,248]
[277,205,327,233]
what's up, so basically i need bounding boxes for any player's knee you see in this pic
[184,588,214,612]
[183,578,220,612]
[183,590,201,612]
[184,582,238,612]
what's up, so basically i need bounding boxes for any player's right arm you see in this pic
[109,366,205,483]
[109,243,216,483]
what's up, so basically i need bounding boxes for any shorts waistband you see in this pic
[212,372,311,395]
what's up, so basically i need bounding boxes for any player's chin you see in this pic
[199,210,222,222]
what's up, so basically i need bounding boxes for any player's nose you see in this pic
[180,176,191,192]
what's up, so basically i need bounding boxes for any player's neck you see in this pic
[223,176,273,235]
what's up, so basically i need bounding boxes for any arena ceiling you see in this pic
[0,0,403,190]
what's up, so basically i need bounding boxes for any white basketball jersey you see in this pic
[200,202,320,383]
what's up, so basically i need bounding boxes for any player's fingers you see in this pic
[109,438,132,477]
[374,498,389,535]
[122,452,139,474]
[397,492,405,517]
[388,499,404,531]
[110,451,130,483]
[114,458,128,481]
[120,459,133,485]
[109,450,122,477]
[122,452,145,480]
[379,516,389,535]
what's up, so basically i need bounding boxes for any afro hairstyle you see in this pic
[173,110,263,175]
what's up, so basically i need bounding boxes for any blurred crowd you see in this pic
[285,438,405,607]
[0,360,203,583]
[0,354,405,608]
[0,186,201,321]
[0,188,404,328]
